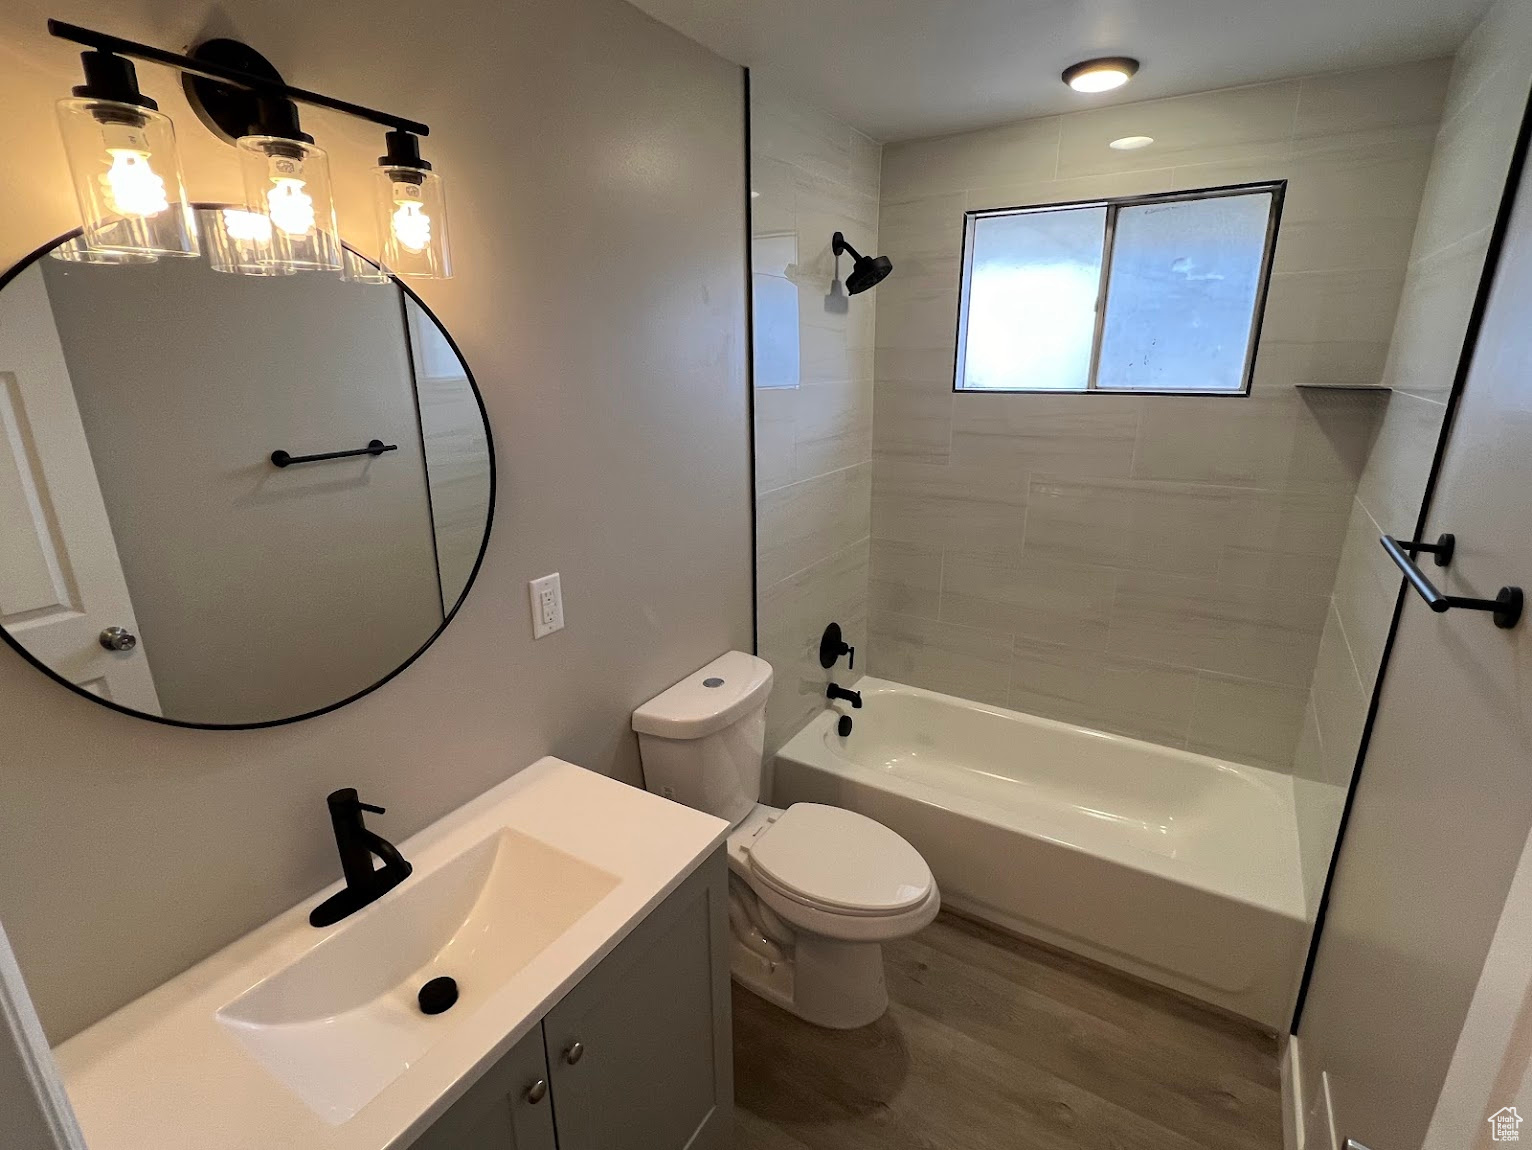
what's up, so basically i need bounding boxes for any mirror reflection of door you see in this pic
[404,297,492,615]
[0,233,492,728]
[0,265,161,715]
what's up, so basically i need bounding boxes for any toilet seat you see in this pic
[748,803,933,916]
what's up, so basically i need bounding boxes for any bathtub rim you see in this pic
[776,675,1309,924]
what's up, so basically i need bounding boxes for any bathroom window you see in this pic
[954,182,1283,394]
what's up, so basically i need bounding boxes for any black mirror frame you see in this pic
[0,212,497,731]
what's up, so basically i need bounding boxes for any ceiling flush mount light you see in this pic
[374,130,452,279]
[1109,135,1155,151]
[1063,57,1140,94]
[54,50,198,257]
[46,21,447,277]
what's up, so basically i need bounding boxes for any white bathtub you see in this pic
[772,677,1310,1028]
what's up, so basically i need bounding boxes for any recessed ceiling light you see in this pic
[1109,135,1154,150]
[1063,57,1140,94]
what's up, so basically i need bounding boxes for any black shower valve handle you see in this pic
[846,644,855,670]
[819,622,855,670]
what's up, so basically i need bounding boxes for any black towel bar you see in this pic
[1380,533,1522,629]
[270,440,397,468]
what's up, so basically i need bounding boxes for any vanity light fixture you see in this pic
[48,235,159,264]
[1063,57,1140,93]
[200,207,292,276]
[54,49,199,257]
[373,130,452,279]
[46,21,448,275]
[236,97,343,272]
[341,248,393,285]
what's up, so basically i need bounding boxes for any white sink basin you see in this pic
[217,828,619,1123]
[54,758,730,1150]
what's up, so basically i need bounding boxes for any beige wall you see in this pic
[1291,0,1532,908]
[868,60,1449,770]
[750,75,880,755]
[0,0,750,1042]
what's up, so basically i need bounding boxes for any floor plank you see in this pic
[733,911,1283,1150]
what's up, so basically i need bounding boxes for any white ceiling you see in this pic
[626,0,1493,141]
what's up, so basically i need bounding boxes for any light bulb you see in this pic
[1062,57,1140,94]
[267,177,316,237]
[373,153,452,279]
[101,148,168,218]
[392,199,432,254]
[57,99,198,256]
[237,137,342,271]
[221,208,271,244]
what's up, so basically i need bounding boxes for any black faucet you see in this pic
[309,788,414,928]
[827,682,863,709]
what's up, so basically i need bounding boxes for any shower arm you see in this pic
[831,231,863,261]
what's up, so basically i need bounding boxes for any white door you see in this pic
[1295,109,1532,1148]
[0,920,86,1150]
[0,264,160,714]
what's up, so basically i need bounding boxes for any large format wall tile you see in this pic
[869,611,1013,707]
[1008,640,1200,746]
[1187,672,1309,771]
[871,457,1027,558]
[941,553,1117,650]
[759,539,869,755]
[752,80,880,751]
[865,59,1451,773]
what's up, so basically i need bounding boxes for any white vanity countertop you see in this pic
[52,757,730,1150]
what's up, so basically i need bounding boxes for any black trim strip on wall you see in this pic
[1289,73,1532,1034]
[743,66,760,657]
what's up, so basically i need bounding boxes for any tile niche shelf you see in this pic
[1293,382,1392,391]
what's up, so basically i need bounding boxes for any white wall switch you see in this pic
[529,573,565,639]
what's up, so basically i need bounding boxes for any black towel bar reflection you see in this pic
[1380,533,1523,629]
[270,440,397,468]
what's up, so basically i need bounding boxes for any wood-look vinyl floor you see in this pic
[732,911,1283,1150]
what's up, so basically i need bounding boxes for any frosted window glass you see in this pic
[752,233,800,389]
[960,206,1106,390]
[1095,192,1272,392]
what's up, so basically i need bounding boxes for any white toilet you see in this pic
[632,650,939,1029]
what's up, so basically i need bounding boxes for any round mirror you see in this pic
[0,215,493,728]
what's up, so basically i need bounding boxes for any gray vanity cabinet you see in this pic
[409,849,731,1150]
[407,1024,557,1150]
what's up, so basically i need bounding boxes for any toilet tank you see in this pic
[632,651,773,827]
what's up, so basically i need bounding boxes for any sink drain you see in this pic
[418,975,459,1016]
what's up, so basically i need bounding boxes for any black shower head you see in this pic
[832,231,894,296]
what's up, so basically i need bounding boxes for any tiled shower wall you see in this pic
[868,60,1450,770]
[1291,0,1532,906]
[751,76,882,755]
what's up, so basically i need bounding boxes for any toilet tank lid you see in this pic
[632,651,773,739]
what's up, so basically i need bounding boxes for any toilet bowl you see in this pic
[632,651,939,1029]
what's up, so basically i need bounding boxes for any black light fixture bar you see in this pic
[47,19,430,137]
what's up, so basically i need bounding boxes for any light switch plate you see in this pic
[529,573,564,639]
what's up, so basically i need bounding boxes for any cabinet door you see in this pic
[544,849,732,1150]
[407,1023,557,1150]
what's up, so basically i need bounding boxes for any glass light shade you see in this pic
[48,235,158,265]
[236,136,342,272]
[199,208,293,276]
[373,166,452,279]
[342,247,392,285]
[55,97,199,257]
